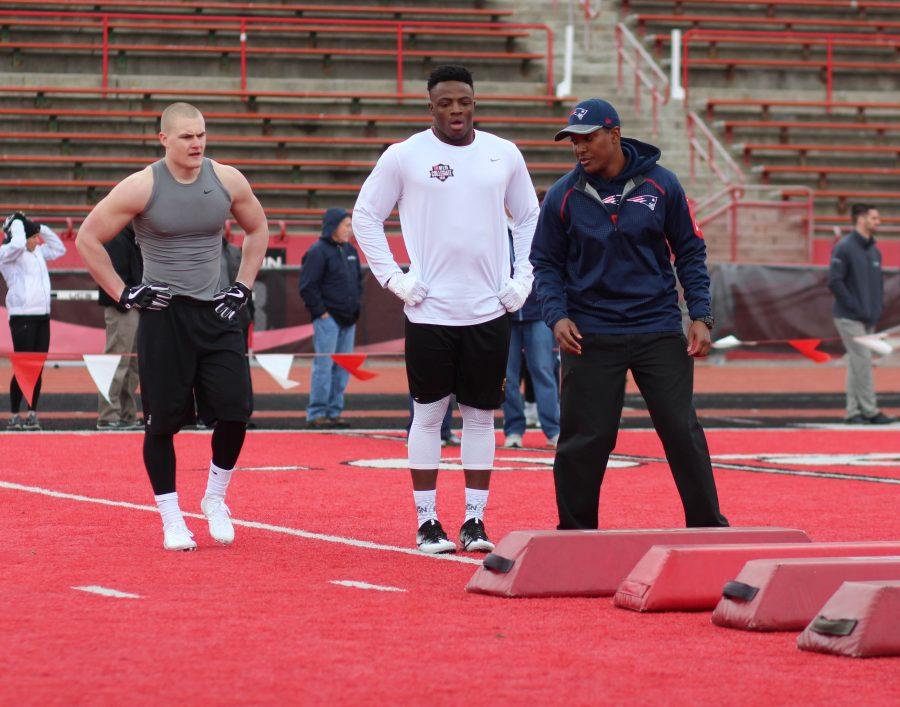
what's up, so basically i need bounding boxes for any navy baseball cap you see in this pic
[554,99,620,141]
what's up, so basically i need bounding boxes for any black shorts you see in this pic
[405,313,511,410]
[137,297,251,435]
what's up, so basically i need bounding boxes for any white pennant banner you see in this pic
[83,354,122,403]
[854,334,897,356]
[254,353,299,389]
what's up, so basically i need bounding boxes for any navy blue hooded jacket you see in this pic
[530,137,711,334]
[299,208,363,326]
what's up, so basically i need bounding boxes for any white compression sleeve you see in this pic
[459,404,496,470]
[408,396,451,470]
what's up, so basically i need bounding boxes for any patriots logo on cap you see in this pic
[627,195,659,211]
[429,163,454,182]
[572,107,588,120]
[604,117,613,125]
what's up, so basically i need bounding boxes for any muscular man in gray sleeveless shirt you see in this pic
[133,157,232,299]
[77,102,269,552]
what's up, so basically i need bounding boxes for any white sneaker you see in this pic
[201,495,235,545]
[504,433,523,448]
[547,434,559,448]
[524,402,540,428]
[163,523,197,552]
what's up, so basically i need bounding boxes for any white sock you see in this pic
[155,491,184,528]
[413,489,437,527]
[205,462,233,499]
[465,488,489,522]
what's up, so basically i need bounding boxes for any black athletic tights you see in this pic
[9,315,50,414]
[142,420,247,495]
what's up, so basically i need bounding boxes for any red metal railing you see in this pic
[614,23,669,138]
[681,30,900,103]
[686,111,745,188]
[0,10,555,97]
[694,184,814,263]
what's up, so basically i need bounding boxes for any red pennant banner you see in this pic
[787,339,830,364]
[10,352,48,406]
[331,353,378,381]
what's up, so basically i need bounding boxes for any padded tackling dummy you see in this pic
[465,527,810,598]
[797,580,900,658]
[614,541,900,612]
[712,556,900,631]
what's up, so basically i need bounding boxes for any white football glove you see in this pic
[498,277,531,313]
[387,271,428,306]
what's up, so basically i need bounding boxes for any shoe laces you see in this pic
[204,496,231,519]
[421,519,446,543]
[164,522,194,539]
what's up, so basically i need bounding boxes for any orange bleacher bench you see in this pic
[756,165,900,185]
[706,98,900,120]
[621,0,897,13]
[721,120,900,143]
[739,143,900,166]
[632,13,900,35]
[0,0,515,20]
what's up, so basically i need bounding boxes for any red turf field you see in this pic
[2,428,899,704]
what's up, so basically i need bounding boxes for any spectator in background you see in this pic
[96,224,143,430]
[299,207,363,429]
[829,203,894,425]
[503,190,560,449]
[0,212,66,430]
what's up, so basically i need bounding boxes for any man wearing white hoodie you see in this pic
[0,212,66,430]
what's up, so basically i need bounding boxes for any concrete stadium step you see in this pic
[711,556,900,631]
[797,580,900,658]
[614,541,900,612]
[464,527,810,598]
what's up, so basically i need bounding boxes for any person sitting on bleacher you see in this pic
[0,212,66,431]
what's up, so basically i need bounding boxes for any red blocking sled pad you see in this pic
[797,581,900,658]
[711,556,900,631]
[465,528,810,598]
[614,542,900,612]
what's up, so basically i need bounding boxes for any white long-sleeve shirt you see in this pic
[0,220,66,316]
[352,128,539,325]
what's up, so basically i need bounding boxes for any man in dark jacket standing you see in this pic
[299,207,363,428]
[96,223,143,430]
[531,99,728,530]
[828,203,893,424]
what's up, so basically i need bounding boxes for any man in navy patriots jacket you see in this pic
[530,99,728,529]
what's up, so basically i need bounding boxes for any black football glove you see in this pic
[212,281,252,321]
[119,284,173,311]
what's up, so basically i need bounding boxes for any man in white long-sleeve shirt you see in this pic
[352,65,539,553]
[0,212,66,430]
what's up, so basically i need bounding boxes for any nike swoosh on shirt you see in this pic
[203,189,213,194]
[490,158,501,162]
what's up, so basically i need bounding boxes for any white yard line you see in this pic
[329,580,406,592]
[71,585,141,599]
[0,480,481,565]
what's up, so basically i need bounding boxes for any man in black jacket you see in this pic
[299,208,363,428]
[828,203,894,424]
[96,223,143,430]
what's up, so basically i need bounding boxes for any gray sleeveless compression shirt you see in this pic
[133,158,232,299]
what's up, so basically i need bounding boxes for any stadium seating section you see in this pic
[0,0,897,261]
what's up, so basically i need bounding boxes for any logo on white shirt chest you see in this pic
[429,163,454,182]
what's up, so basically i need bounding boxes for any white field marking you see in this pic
[346,457,637,471]
[329,580,406,593]
[0,480,481,565]
[236,465,311,471]
[71,585,141,599]
[713,453,900,467]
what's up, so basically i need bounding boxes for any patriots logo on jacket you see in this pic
[572,107,588,120]
[626,195,659,211]
[602,194,620,205]
[429,163,454,182]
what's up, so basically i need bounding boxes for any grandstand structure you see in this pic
[0,0,896,267]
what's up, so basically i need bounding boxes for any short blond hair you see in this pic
[160,102,203,134]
